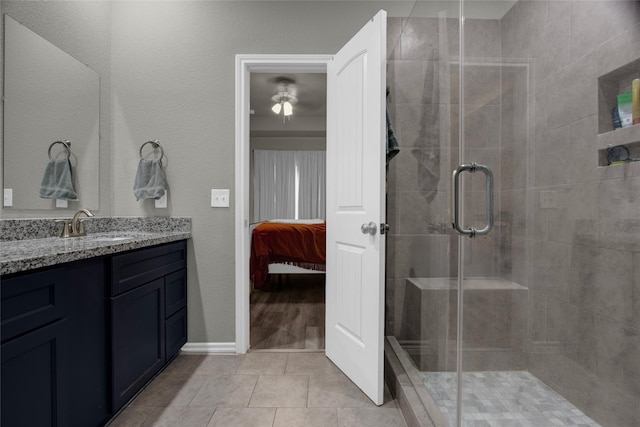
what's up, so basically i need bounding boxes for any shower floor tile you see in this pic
[421,371,601,427]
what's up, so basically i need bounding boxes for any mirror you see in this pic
[3,14,100,210]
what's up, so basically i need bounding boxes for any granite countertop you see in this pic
[0,217,191,275]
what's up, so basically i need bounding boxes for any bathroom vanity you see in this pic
[0,219,190,427]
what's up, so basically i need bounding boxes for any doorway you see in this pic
[236,12,387,404]
[248,71,327,350]
[234,55,332,354]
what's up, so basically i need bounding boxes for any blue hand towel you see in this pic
[386,106,400,164]
[39,158,78,200]
[134,158,166,200]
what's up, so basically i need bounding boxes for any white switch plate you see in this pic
[3,189,13,207]
[56,199,68,208]
[155,191,168,208]
[211,189,230,208]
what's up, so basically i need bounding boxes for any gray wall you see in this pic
[0,1,415,344]
[109,1,415,343]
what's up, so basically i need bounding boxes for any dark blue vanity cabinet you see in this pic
[1,259,108,427]
[109,240,188,411]
[1,239,188,426]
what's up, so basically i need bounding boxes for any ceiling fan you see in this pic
[271,77,298,121]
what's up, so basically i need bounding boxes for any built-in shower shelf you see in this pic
[597,57,640,166]
[597,125,640,166]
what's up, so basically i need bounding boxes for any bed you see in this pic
[250,219,326,290]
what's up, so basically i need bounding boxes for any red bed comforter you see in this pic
[250,221,326,290]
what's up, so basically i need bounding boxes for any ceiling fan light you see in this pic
[272,102,282,114]
[283,101,293,116]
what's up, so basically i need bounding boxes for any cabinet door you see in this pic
[1,267,67,342]
[111,278,165,411]
[1,320,68,427]
[166,307,187,362]
[165,269,187,317]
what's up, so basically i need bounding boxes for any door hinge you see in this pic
[380,223,390,235]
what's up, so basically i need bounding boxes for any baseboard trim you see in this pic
[181,342,237,354]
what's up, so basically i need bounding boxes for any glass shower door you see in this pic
[454,1,534,424]
[456,1,632,426]
[385,2,462,425]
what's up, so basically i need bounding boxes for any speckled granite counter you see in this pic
[1,217,191,275]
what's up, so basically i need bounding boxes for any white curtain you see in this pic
[253,150,295,220]
[297,151,326,220]
[253,150,325,221]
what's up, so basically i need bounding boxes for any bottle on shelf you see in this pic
[632,78,640,125]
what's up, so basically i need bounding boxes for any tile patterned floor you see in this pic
[108,352,406,427]
[422,371,601,427]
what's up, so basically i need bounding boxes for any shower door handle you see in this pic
[451,163,494,238]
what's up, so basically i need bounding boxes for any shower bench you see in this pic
[401,277,528,372]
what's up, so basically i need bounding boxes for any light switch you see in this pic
[211,189,230,208]
[56,199,68,208]
[3,189,13,207]
[155,191,168,208]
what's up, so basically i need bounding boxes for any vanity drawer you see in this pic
[1,267,68,343]
[110,241,187,296]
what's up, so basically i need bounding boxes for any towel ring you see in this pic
[48,140,71,160]
[139,140,164,165]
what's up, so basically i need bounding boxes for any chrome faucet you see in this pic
[69,208,94,237]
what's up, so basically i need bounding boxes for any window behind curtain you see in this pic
[253,150,326,221]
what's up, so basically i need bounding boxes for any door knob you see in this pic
[361,221,377,236]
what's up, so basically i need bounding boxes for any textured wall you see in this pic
[109,1,415,344]
[0,0,414,345]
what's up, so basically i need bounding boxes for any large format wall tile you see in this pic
[399,18,439,61]
[531,239,572,301]
[395,103,442,148]
[500,64,530,146]
[597,21,640,77]
[569,245,635,326]
[532,11,571,84]
[388,60,439,105]
[387,8,640,424]
[570,0,640,62]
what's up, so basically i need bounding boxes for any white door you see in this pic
[325,10,386,405]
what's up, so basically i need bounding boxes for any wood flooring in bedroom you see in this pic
[250,274,325,350]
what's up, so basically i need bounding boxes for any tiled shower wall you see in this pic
[386,2,640,426]
[500,2,640,426]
